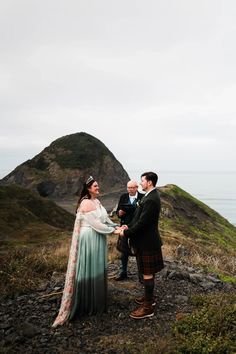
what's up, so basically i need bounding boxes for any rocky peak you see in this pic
[0,132,129,199]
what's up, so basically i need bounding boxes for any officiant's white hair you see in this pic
[127,180,138,188]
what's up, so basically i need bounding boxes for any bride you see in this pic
[52,176,117,327]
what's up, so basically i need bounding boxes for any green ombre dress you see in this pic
[69,203,116,319]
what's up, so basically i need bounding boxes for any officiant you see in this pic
[115,180,144,281]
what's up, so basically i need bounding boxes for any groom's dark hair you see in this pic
[141,172,158,187]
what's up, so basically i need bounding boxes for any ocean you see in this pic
[127,170,236,226]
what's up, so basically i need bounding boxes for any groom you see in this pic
[115,172,164,319]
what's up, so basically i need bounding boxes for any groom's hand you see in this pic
[121,225,128,230]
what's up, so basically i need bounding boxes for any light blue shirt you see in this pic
[129,192,138,204]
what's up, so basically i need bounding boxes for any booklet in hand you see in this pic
[119,203,136,213]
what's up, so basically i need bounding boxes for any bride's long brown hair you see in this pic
[75,176,95,212]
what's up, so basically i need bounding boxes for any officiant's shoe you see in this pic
[115,273,128,281]
[135,296,156,307]
[129,302,154,319]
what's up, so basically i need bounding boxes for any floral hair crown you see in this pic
[86,175,94,185]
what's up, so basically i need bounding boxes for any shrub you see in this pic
[173,293,236,353]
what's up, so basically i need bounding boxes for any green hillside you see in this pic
[0,184,74,247]
[159,184,236,252]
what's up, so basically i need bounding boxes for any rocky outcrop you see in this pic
[0,132,129,199]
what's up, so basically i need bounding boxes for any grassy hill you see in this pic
[158,184,236,279]
[159,184,236,252]
[0,184,74,248]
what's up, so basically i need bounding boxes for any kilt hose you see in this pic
[136,249,164,275]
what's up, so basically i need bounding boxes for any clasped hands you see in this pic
[114,225,128,236]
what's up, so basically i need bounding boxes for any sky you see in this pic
[1,0,236,180]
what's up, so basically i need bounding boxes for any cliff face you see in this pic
[0,132,129,199]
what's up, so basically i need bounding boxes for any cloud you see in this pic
[0,0,236,178]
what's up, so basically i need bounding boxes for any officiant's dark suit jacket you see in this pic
[123,188,162,253]
[116,191,144,226]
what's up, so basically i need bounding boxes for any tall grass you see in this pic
[162,237,236,280]
[1,232,235,299]
[0,234,120,298]
[0,238,70,298]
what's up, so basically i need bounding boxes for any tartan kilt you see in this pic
[136,248,164,275]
